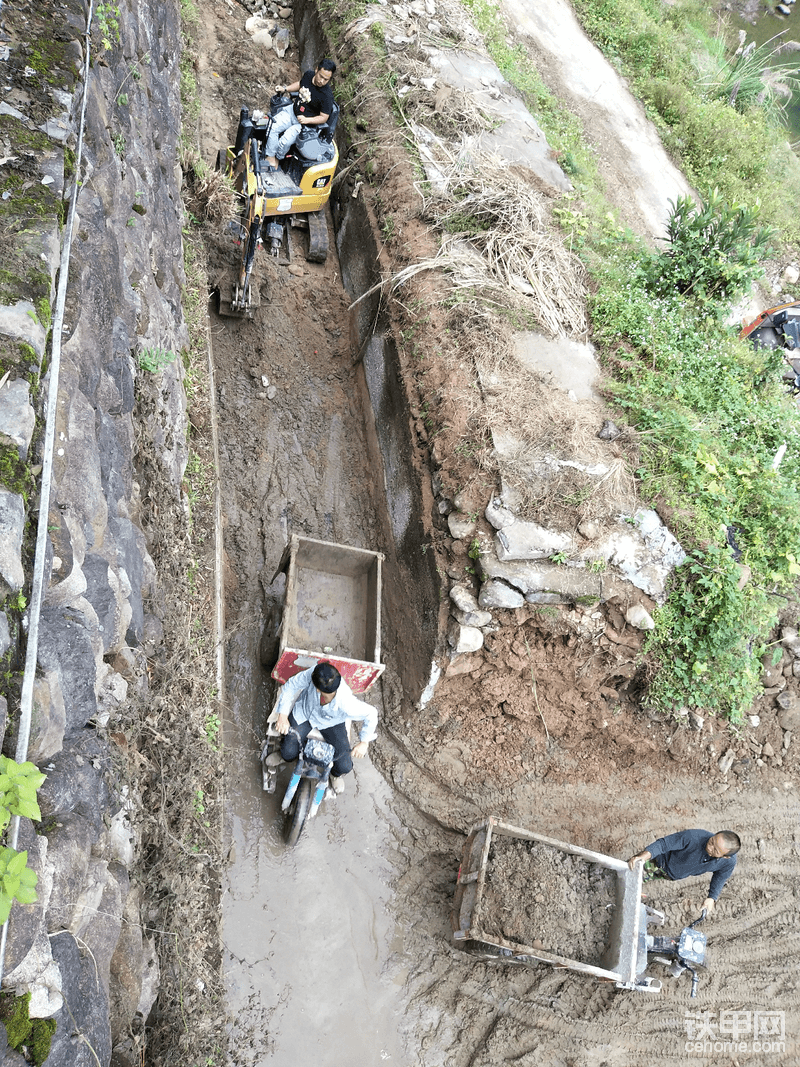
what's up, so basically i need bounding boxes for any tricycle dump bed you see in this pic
[452,818,644,985]
[271,535,385,693]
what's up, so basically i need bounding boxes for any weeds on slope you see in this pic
[587,198,800,721]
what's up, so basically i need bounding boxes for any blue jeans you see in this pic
[280,711,353,777]
[266,105,301,160]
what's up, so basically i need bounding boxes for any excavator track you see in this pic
[305,208,329,263]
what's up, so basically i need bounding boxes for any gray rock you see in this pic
[273,27,290,56]
[775,690,797,711]
[687,710,704,732]
[3,926,63,1017]
[718,748,735,774]
[30,671,67,761]
[0,379,36,459]
[449,584,479,614]
[777,702,800,732]
[447,619,484,655]
[447,513,475,540]
[478,579,524,609]
[0,489,25,593]
[453,606,493,629]
[48,925,112,1067]
[0,300,47,359]
[37,606,98,735]
[577,520,598,541]
[0,611,10,657]
[480,552,601,603]
[761,665,784,689]
[484,497,516,530]
[625,604,655,630]
[495,522,571,562]
[781,625,799,645]
[597,419,621,440]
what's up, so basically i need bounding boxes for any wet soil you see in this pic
[190,1,800,1065]
[479,838,616,963]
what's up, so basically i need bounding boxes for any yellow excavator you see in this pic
[215,94,340,317]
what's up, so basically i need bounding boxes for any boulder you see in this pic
[0,379,36,460]
[0,489,25,593]
[447,512,475,540]
[484,497,515,530]
[625,604,655,630]
[447,620,484,655]
[449,584,479,614]
[495,522,571,562]
[480,552,601,604]
[453,606,493,629]
[478,578,524,609]
[47,929,112,1067]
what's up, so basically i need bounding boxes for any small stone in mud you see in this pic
[261,374,269,388]
[287,263,304,277]
[266,385,277,399]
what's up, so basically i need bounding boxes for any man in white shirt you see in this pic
[274,661,378,794]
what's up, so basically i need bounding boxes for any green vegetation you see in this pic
[569,0,800,241]
[0,443,35,502]
[587,196,798,720]
[0,756,45,924]
[95,1,121,51]
[0,992,56,1065]
[138,346,178,374]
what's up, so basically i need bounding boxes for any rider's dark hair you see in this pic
[717,831,741,856]
[312,661,341,693]
[317,57,337,74]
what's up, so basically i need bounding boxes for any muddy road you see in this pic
[192,1,800,1064]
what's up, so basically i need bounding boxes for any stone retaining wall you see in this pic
[0,1,187,1063]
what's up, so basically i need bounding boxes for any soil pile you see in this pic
[479,836,616,962]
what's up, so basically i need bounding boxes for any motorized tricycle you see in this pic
[259,535,384,846]
[452,817,709,996]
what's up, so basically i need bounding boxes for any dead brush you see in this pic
[354,155,588,340]
[184,159,238,224]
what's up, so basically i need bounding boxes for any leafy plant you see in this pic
[204,713,221,750]
[550,551,568,565]
[95,1,121,50]
[138,346,177,374]
[0,757,45,924]
[468,538,481,561]
[640,189,773,305]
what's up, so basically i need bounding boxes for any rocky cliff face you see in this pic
[0,0,189,1062]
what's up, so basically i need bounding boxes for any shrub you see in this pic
[640,189,773,305]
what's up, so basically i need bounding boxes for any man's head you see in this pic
[313,58,336,87]
[312,661,341,695]
[706,831,741,858]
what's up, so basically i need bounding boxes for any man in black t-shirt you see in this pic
[264,57,336,168]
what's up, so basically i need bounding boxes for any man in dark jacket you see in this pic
[627,829,740,913]
[264,57,336,168]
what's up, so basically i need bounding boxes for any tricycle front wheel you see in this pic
[284,777,313,846]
